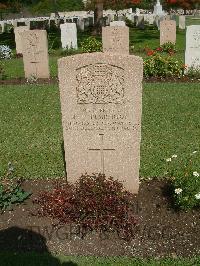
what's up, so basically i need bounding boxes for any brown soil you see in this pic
[0,76,199,85]
[0,179,200,258]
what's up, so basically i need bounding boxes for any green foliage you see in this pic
[165,151,200,210]
[125,17,134,28]
[81,37,102,53]
[31,0,84,15]
[0,163,31,211]
[160,42,177,54]
[144,53,184,78]
[186,66,200,79]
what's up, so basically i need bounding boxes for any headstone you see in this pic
[160,20,176,45]
[58,52,143,193]
[179,15,185,29]
[136,8,140,16]
[0,22,5,33]
[84,18,90,28]
[60,23,78,49]
[102,26,129,54]
[153,0,164,16]
[185,25,200,70]
[135,15,145,29]
[77,18,84,31]
[14,26,29,54]
[21,30,50,79]
[110,21,126,27]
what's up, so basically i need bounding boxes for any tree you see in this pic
[86,0,141,35]
[165,0,198,10]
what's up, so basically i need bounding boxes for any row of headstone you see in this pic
[15,22,200,78]
[0,12,189,34]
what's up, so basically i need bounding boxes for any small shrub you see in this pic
[144,53,184,78]
[0,162,31,211]
[0,45,12,59]
[165,151,200,210]
[160,42,177,55]
[186,65,200,79]
[81,37,102,53]
[34,174,138,240]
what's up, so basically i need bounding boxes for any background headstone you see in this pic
[14,26,29,54]
[135,15,145,29]
[153,0,164,16]
[102,26,129,54]
[21,30,50,79]
[179,15,185,29]
[160,20,176,45]
[60,23,78,49]
[185,25,200,70]
[77,18,84,31]
[58,52,143,193]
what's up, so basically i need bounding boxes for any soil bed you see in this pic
[0,76,199,85]
[0,179,200,258]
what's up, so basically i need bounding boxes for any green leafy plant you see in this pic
[165,151,200,210]
[125,17,134,28]
[0,162,31,211]
[81,37,102,53]
[186,66,200,79]
[144,53,184,78]
[160,42,177,55]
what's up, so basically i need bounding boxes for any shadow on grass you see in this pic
[0,226,77,266]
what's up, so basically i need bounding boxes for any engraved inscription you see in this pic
[65,108,139,131]
[76,63,125,104]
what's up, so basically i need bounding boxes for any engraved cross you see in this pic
[89,134,115,175]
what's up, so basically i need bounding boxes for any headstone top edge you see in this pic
[58,52,143,65]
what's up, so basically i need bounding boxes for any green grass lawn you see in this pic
[0,82,199,179]
[1,253,200,266]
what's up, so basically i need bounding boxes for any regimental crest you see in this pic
[76,63,125,104]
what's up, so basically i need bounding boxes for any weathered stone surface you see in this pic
[110,21,125,27]
[21,30,49,78]
[14,26,29,54]
[58,52,143,193]
[60,23,78,49]
[160,20,176,45]
[185,25,200,70]
[102,26,129,54]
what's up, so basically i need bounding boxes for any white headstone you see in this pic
[77,18,84,31]
[185,25,200,70]
[154,0,164,16]
[179,15,185,30]
[60,23,78,49]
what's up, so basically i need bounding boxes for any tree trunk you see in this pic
[92,0,104,35]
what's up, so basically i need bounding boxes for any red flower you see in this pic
[147,50,155,56]
[156,47,163,52]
